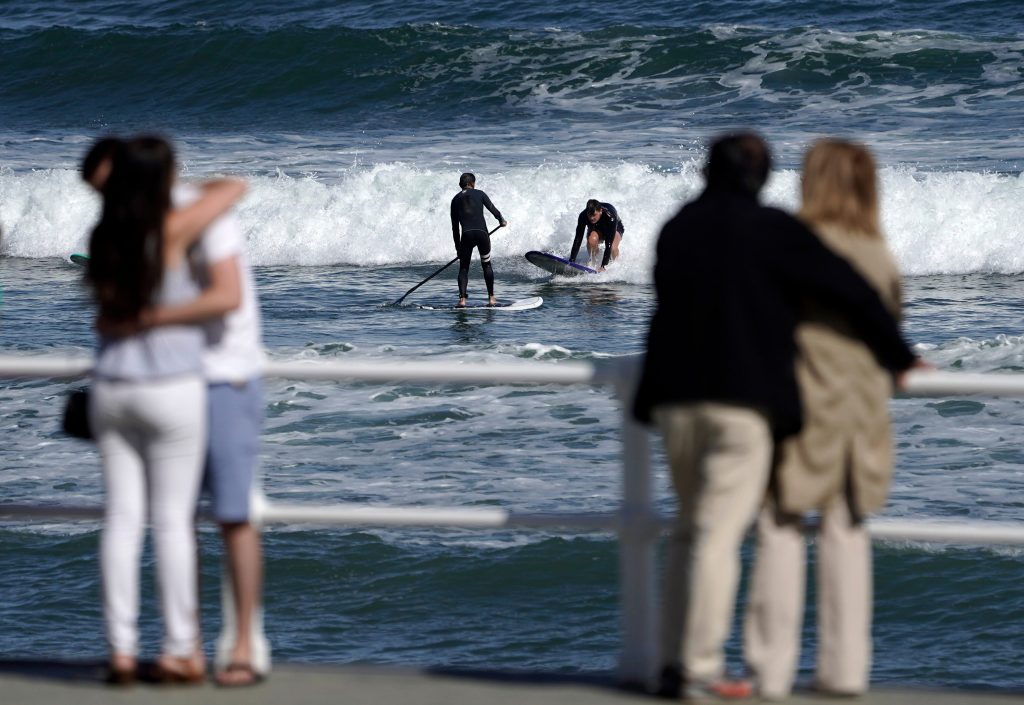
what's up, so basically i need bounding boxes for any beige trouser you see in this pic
[655,402,772,683]
[744,494,871,699]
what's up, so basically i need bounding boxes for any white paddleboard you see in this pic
[418,296,543,311]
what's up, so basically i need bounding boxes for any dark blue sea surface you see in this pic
[1,0,1023,168]
[2,0,1024,692]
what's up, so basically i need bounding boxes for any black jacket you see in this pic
[633,188,915,439]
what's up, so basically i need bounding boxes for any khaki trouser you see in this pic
[655,403,772,683]
[744,494,872,699]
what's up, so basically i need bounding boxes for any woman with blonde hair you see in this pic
[744,139,903,699]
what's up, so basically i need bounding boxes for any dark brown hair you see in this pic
[86,136,175,322]
[80,137,122,187]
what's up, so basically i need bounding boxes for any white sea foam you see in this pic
[2,162,1024,276]
[916,335,1024,373]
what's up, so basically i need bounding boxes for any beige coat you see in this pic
[775,223,902,517]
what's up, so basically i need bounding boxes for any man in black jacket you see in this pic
[633,133,916,700]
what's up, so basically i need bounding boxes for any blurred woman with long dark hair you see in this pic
[86,136,245,684]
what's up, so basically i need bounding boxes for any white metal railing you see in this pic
[3,353,1024,686]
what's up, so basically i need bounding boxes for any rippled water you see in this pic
[3,257,1024,686]
[2,0,1024,689]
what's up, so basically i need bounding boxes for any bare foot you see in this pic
[457,297,467,308]
[488,297,498,306]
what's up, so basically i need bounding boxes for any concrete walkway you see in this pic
[0,661,1021,705]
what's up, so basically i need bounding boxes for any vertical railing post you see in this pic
[615,369,659,690]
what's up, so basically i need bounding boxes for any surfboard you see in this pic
[525,251,597,276]
[418,296,543,312]
[69,253,89,266]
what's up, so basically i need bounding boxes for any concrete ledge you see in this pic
[0,661,1021,705]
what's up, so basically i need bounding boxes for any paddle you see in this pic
[393,224,503,305]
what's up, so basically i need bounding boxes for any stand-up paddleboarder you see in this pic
[451,172,507,307]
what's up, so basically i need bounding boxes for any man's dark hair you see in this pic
[80,137,123,185]
[705,132,771,197]
[586,203,603,218]
[585,198,600,210]
[459,172,476,189]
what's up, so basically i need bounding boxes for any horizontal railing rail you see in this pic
[4,353,1024,397]
[4,503,1024,545]
[3,352,1024,685]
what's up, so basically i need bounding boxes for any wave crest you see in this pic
[3,162,1023,276]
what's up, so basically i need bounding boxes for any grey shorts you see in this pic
[203,378,263,523]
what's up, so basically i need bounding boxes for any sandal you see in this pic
[215,662,266,688]
[105,654,136,686]
[154,654,205,685]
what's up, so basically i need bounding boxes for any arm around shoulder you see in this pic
[165,178,247,252]
[147,255,243,327]
[771,212,915,371]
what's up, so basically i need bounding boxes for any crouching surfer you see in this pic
[570,199,623,272]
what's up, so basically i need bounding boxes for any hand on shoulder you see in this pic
[165,178,247,253]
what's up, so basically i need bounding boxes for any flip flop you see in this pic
[215,662,265,688]
[153,655,205,685]
[104,655,137,686]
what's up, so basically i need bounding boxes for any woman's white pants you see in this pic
[91,376,207,658]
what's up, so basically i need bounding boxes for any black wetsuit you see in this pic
[451,187,505,299]
[571,202,624,267]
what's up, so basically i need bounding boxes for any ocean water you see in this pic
[2,0,1024,690]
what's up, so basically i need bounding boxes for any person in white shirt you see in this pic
[148,186,269,687]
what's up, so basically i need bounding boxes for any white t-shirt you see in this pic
[174,183,264,383]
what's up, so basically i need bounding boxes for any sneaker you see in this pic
[683,677,754,700]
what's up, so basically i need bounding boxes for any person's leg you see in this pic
[93,382,145,673]
[817,492,871,695]
[597,231,618,270]
[477,231,496,304]
[207,379,267,685]
[586,229,600,265]
[655,404,704,684]
[457,232,475,305]
[611,231,622,261]
[744,500,806,699]
[680,403,772,684]
[219,521,263,678]
[142,377,207,669]
[656,403,772,690]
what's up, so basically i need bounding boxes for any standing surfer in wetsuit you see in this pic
[451,172,507,307]
[570,199,624,271]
